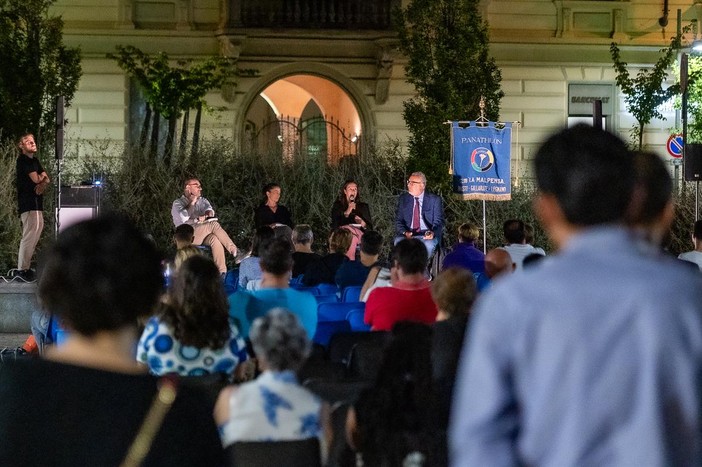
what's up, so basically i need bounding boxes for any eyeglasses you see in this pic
[407,180,424,185]
[187,183,202,188]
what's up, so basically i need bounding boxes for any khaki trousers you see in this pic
[18,210,44,270]
[193,221,236,273]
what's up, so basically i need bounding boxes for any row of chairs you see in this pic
[313,301,370,347]
[291,283,363,304]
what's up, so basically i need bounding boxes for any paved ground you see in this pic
[0,333,29,349]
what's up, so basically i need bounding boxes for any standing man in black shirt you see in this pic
[16,133,50,281]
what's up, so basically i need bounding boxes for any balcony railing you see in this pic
[225,0,399,30]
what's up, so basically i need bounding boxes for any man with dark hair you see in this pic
[501,218,544,270]
[171,177,238,275]
[364,238,437,331]
[228,237,317,339]
[451,124,702,465]
[678,220,702,270]
[15,133,50,281]
[174,223,195,249]
[335,230,383,289]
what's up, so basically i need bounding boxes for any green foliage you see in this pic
[395,0,503,189]
[672,55,702,143]
[0,0,81,145]
[610,34,682,149]
[108,46,240,164]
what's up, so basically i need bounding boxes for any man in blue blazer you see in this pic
[395,171,444,255]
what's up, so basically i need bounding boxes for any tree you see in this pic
[610,33,682,150]
[109,46,235,165]
[0,0,81,146]
[395,0,503,189]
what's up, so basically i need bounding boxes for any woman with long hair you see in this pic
[346,322,443,466]
[137,255,248,376]
[238,225,275,290]
[330,179,372,231]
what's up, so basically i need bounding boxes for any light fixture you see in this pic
[277,135,283,142]
[693,39,702,53]
[350,134,358,143]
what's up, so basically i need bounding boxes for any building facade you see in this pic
[52,0,701,175]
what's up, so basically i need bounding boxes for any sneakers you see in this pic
[14,269,36,282]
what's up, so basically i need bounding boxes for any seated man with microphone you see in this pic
[331,179,373,260]
[171,177,238,275]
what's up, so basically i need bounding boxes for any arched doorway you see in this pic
[243,74,362,163]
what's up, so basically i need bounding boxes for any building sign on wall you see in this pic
[568,83,614,116]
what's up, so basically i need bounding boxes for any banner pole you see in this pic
[482,200,487,254]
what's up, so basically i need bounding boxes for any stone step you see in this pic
[0,281,37,334]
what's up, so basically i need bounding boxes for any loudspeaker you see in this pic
[57,185,100,232]
[55,96,64,160]
[685,144,702,181]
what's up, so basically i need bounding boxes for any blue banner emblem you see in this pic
[451,121,512,201]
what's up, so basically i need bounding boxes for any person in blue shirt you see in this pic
[229,237,317,340]
[450,124,702,466]
[441,222,485,273]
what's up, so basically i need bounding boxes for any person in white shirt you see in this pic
[500,219,544,270]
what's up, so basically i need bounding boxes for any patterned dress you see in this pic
[219,370,322,446]
[137,316,247,376]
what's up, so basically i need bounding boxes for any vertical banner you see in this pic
[451,121,512,201]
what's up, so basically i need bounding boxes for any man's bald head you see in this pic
[485,248,515,279]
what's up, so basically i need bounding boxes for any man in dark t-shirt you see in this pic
[16,133,50,281]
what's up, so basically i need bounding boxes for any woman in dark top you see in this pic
[330,179,372,231]
[254,182,293,228]
[0,215,224,466]
[345,322,444,466]
[302,228,352,286]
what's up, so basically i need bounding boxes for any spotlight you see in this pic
[351,134,358,143]
[277,135,283,142]
[693,39,702,53]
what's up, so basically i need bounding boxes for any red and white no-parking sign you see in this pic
[667,134,684,159]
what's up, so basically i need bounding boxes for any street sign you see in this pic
[667,134,684,158]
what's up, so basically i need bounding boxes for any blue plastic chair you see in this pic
[316,283,339,296]
[315,293,339,304]
[346,308,371,332]
[313,320,352,347]
[293,286,320,296]
[317,302,364,322]
[341,286,362,303]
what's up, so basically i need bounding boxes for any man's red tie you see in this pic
[412,197,420,231]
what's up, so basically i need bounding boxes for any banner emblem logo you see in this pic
[471,148,494,172]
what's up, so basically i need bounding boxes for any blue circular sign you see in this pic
[667,134,684,158]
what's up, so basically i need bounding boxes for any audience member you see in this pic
[359,260,392,303]
[335,230,383,290]
[238,226,275,290]
[0,215,224,465]
[500,219,545,270]
[291,224,321,279]
[365,238,437,331]
[475,247,514,292]
[302,228,351,286]
[679,220,702,270]
[174,223,195,249]
[450,124,702,465]
[137,255,248,377]
[626,151,675,251]
[171,177,238,275]
[216,309,330,455]
[430,267,477,428]
[229,238,317,339]
[395,171,444,256]
[441,222,485,273]
[346,322,443,466]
